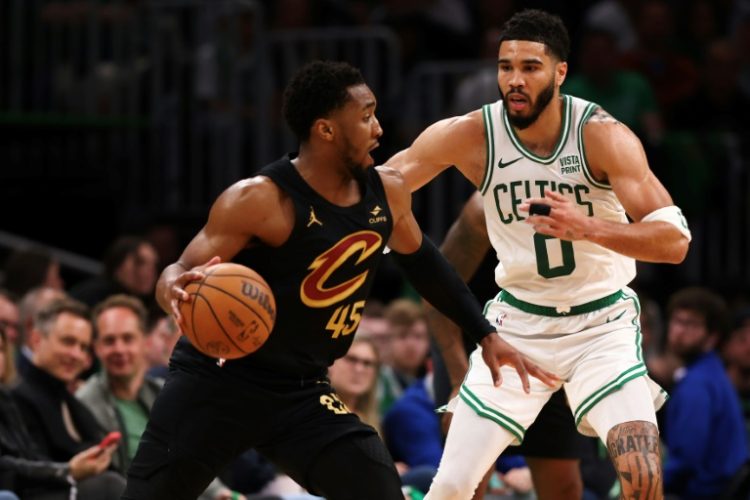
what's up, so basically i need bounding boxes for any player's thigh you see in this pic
[257,383,392,494]
[306,432,403,500]
[563,302,665,437]
[123,370,255,499]
[584,376,659,442]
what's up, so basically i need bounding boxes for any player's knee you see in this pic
[607,421,662,498]
[426,472,479,500]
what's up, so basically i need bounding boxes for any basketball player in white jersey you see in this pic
[387,9,690,499]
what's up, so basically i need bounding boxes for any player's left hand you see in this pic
[479,334,559,393]
[520,189,592,241]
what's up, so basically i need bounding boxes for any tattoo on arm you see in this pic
[588,107,621,125]
[607,421,663,500]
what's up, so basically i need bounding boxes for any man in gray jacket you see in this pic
[77,294,242,500]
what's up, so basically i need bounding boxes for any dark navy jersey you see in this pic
[175,156,393,382]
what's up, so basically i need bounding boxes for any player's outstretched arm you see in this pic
[424,192,491,388]
[522,109,690,264]
[386,110,487,192]
[377,167,558,392]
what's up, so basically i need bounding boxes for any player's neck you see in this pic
[512,95,565,158]
[294,149,363,207]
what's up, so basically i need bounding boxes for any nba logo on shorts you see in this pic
[495,312,507,327]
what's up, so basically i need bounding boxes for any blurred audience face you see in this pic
[329,340,379,400]
[0,327,16,386]
[704,40,741,96]
[94,306,147,381]
[358,315,394,365]
[19,287,68,350]
[724,320,750,374]
[116,242,158,296]
[0,331,5,377]
[579,31,617,81]
[391,318,430,376]
[668,308,713,361]
[0,295,20,346]
[45,260,64,290]
[32,312,93,384]
[145,315,180,368]
[637,0,674,49]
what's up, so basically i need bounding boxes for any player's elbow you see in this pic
[666,236,690,264]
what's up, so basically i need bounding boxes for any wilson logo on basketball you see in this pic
[241,282,276,319]
[300,230,382,308]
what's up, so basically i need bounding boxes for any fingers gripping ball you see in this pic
[179,263,276,359]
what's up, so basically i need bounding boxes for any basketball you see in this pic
[179,262,276,359]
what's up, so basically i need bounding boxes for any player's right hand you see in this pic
[479,334,559,393]
[169,256,222,325]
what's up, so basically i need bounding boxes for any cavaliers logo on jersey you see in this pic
[300,230,382,308]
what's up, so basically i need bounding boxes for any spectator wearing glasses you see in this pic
[377,299,431,416]
[663,287,748,498]
[328,337,381,433]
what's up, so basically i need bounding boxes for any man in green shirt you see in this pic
[77,294,242,500]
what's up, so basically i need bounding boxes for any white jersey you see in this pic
[479,95,635,308]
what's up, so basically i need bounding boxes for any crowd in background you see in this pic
[0,235,748,498]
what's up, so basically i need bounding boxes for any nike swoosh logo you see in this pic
[497,157,522,169]
[606,310,627,323]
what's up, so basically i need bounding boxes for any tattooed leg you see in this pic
[607,421,663,500]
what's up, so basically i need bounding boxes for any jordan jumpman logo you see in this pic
[307,206,323,227]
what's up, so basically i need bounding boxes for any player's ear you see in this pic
[555,61,568,87]
[313,119,335,141]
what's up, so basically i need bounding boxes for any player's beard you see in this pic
[501,75,556,130]
[345,155,370,186]
[342,138,372,185]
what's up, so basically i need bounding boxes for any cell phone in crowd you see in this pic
[98,431,122,449]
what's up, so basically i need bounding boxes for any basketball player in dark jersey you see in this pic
[121,61,557,500]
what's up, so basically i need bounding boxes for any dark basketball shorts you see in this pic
[122,353,388,499]
[505,389,592,460]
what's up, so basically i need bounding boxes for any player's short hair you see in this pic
[499,9,570,62]
[282,60,365,142]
